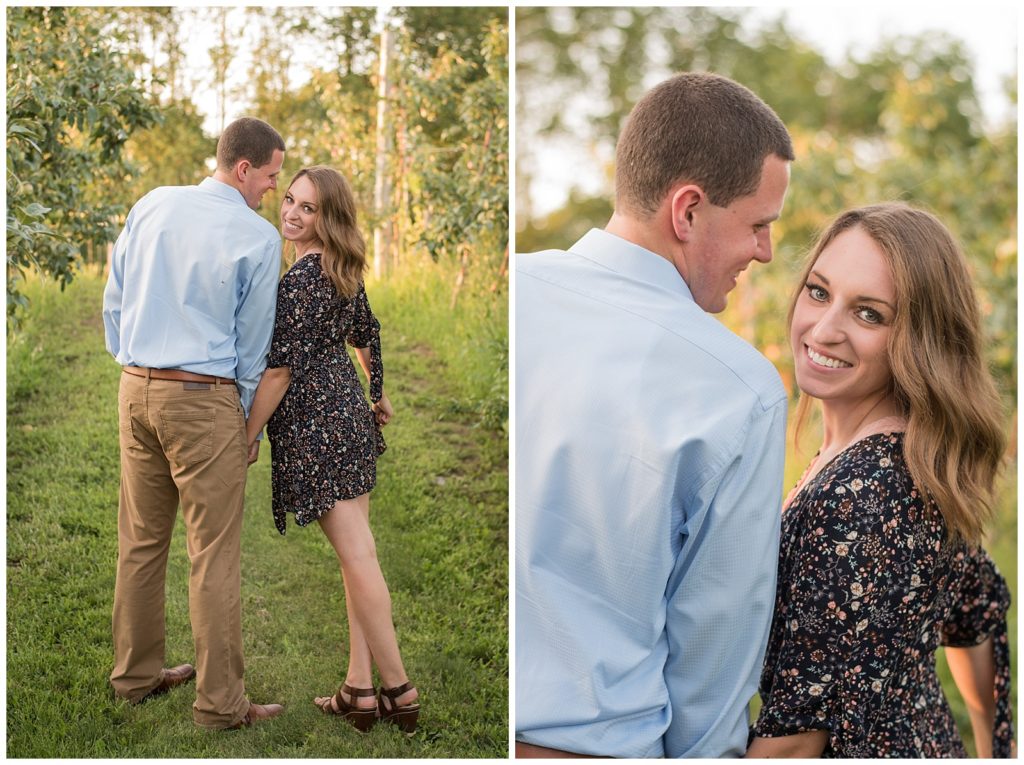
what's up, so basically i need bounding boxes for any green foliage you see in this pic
[6,7,160,327]
[396,17,509,266]
[123,99,213,198]
[7,270,507,758]
[371,259,508,433]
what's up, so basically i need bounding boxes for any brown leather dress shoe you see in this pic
[135,663,196,704]
[227,702,285,729]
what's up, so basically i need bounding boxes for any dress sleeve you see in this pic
[940,547,1014,757]
[346,284,383,403]
[266,270,305,371]
[754,457,937,754]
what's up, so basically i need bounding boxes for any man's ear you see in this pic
[235,159,252,182]
[669,185,703,242]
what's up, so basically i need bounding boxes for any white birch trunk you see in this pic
[372,24,391,280]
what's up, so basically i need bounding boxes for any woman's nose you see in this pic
[809,306,845,344]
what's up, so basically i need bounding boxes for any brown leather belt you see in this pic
[515,742,600,758]
[122,366,235,385]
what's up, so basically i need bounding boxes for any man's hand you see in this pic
[247,439,260,465]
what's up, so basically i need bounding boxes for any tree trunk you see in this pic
[372,25,391,280]
[393,104,409,269]
[490,244,509,293]
[208,8,231,134]
[451,246,470,310]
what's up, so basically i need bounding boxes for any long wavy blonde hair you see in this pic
[286,166,366,299]
[789,202,1005,545]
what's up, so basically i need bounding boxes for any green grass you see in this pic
[6,267,508,758]
[369,259,508,433]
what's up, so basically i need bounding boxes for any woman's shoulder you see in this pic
[796,433,942,538]
[827,432,907,485]
[279,253,328,292]
[285,252,322,276]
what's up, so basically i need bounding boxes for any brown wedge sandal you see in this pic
[316,683,377,732]
[377,682,420,735]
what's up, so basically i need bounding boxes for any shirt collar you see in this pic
[199,176,249,207]
[569,228,695,303]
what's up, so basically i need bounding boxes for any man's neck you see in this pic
[604,210,687,284]
[212,169,246,193]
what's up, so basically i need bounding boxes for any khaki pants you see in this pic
[110,372,250,728]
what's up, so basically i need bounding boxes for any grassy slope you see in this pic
[6,271,508,758]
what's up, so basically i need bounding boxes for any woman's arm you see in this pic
[945,639,996,758]
[746,730,828,758]
[245,365,292,451]
[353,345,373,383]
[353,346,392,425]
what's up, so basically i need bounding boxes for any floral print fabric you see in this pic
[266,254,386,535]
[753,432,1013,757]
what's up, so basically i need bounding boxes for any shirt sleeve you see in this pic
[753,457,935,753]
[234,236,281,415]
[662,397,787,758]
[939,547,1014,757]
[345,284,383,403]
[102,214,131,358]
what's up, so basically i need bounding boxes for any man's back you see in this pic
[103,177,281,411]
[515,229,787,757]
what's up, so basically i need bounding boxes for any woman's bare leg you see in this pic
[317,494,417,707]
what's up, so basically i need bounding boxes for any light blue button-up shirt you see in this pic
[103,177,281,415]
[515,229,787,758]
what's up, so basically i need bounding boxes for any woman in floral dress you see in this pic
[747,203,1012,757]
[245,166,419,734]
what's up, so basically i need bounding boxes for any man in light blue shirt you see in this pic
[103,117,285,729]
[516,73,794,757]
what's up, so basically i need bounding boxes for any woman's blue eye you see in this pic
[807,284,827,301]
[858,308,883,324]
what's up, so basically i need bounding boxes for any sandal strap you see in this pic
[381,681,414,700]
[340,684,377,699]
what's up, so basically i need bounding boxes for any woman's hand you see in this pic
[247,439,260,465]
[372,392,394,426]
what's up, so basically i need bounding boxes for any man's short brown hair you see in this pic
[216,117,285,171]
[614,72,794,217]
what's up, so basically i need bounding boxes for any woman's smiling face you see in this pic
[791,225,897,407]
[280,174,320,250]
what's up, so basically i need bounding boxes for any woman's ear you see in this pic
[669,185,704,242]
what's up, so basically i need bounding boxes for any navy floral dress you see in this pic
[753,432,1013,757]
[266,254,385,535]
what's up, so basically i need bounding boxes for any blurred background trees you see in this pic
[7,6,508,324]
[515,6,1015,404]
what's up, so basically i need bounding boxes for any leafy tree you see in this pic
[396,18,508,264]
[6,6,159,325]
[122,99,213,202]
[390,12,508,302]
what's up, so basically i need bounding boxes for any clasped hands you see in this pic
[245,391,394,466]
